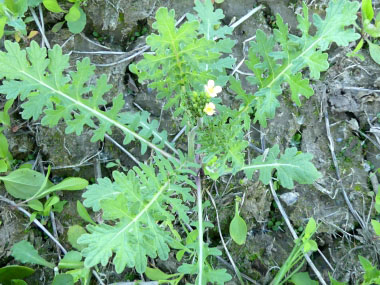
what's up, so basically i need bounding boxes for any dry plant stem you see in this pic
[38,4,45,48]
[95,13,187,67]
[29,7,51,49]
[104,133,141,166]
[268,180,327,285]
[321,92,366,230]
[0,195,66,253]
[206,189,244,285]
[0,195,106,285]
[80,33,111,50]
[229,5,263,29]
[171,126,187,143]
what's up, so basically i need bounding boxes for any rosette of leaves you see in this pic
[244,0,360,126]
[130,0,235,124]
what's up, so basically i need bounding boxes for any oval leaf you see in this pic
[52,274,74,285]
[42,0,64,13]
[0,168,50,199]
[368,41,380,65]
[68,225,87,251]
[67,7,86,34]
[229,214,247,245]
[65,4,80,22]
[0,265,35,283]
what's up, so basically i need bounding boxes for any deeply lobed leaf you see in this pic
[0,41,176,158]
[79,156,195,274]
[245,0,360,126]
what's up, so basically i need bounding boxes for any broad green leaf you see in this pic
[52,274,74,285]
[367,41,380,65]
[35,177,88,199]
[42,0,64,13]
[65,4,80,22]
[27,199,44,212]
[0,265,34,284]
[0,168,52,199]
[68,225,87,251]
[229,214,247,245]
[145,267,176,281]
[362,0,374,21]
[371,219,380,236]
[58,251,83,269]
[11,241,55,269]
[76,201,96,225]
[243,145,321,189]
[229,197,247,245]
[67,7,86,34]
[290,272,318,285]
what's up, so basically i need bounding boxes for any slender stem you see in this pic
[195,167,203,285]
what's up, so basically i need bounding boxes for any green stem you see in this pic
[271,242,302,285]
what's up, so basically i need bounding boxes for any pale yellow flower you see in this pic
[204,80,222,98]
[204,102,216,116]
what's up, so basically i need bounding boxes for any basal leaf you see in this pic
[11,241,55,269]
[67,7,86,34]
[229,214,247,245]
[0,168,51,199]
[0,265,35,284]
[367,41,380,65]
[76,201,96,225]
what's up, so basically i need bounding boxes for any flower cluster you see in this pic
[203,80,221,116]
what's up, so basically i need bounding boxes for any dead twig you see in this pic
[268,180,328,285]
[206,189,246,285]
